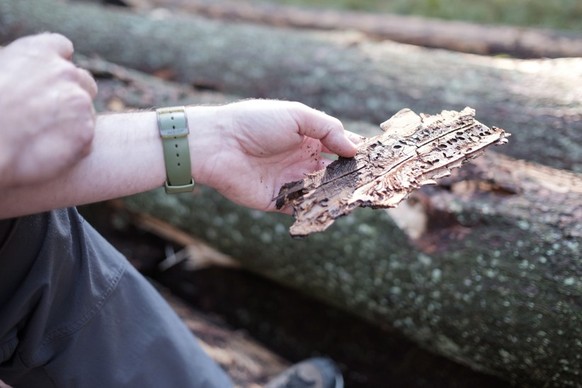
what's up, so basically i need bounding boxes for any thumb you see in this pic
[293,104,358,157]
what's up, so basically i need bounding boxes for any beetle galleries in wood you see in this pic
[276,107,510,237]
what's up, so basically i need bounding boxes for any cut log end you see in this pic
[277,107,510,237]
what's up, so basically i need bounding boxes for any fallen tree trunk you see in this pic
[0,0,581,172]
[90,201,508,387]
[128,0,582,59]
[72,50,582,386]
[73,55,236,111]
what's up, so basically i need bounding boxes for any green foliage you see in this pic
[260,0,582,31]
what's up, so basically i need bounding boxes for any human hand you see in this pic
[0,33,98,188]
[190,100,362,212]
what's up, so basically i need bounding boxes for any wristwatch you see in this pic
[156,106,195,194]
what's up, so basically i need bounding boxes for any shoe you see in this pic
[264,357,344,388]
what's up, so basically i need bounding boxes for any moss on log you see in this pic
[0,0,581,172]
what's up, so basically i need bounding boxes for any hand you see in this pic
[0,33,98,188]
[190,100,361,212]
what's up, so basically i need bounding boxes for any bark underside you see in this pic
[278,108,509,236]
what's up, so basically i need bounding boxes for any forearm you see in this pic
[0,107,214,219]
[0,99,357,219]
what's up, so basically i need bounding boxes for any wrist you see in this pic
[185,105,234,188]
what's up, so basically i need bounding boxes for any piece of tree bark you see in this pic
[72,52,582,386]
[277,107,509,237]
[127,0,582,59]
[0,0,581,172]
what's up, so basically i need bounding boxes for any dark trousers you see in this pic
[0,208,232,387]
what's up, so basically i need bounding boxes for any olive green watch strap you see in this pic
[156,106,195,194]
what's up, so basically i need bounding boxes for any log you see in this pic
[76,54,381,137]
[127,0,582,59]
[0,0,581,172]
[72,55,237,111]
[86,200,509,387]
[68,40,582,387]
